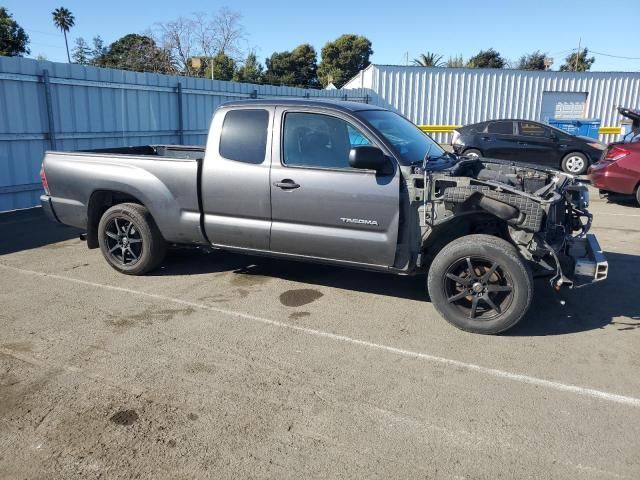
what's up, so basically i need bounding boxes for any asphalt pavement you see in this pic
[1,194,639,479]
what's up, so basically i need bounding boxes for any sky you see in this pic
[5,0,640,72]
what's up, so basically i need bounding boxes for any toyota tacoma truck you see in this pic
[40,100,608,334]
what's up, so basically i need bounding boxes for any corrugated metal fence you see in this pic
[345,65,640,143]
[0,57,369,212]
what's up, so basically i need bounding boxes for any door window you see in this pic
[518,121,548,137]
[283,112,372,169]
[487,121,514,135]
[219,109,269,164]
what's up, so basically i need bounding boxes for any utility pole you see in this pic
[574,38,581,71]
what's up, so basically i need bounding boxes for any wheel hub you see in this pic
[444,256,515,320]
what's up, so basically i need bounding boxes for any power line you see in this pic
[589,50,640,61]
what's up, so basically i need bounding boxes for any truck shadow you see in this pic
[507,251,639,336]
[156,248,638,336]
[156,248,428,301]
[0,208,81,256]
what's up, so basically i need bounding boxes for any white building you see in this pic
[343,64,640,142]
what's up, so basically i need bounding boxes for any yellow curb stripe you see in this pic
[417,125,623,135]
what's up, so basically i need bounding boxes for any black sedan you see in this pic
[451,119,605,174]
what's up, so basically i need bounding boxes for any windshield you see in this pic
[356,110,445,165]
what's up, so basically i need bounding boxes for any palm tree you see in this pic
[413,52,444,67]
[52,7,75,63]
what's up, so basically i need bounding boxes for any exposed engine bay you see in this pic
[403,157,608,288]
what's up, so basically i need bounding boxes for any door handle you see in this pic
[518,141,528,145]
[274,179,300,190]
[481,136,491,141]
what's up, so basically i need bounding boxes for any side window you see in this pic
[347,124,371,147]
[487,121,514,135]
[219,109,269,164]
[283,112,372,169]
[519,121,547,137]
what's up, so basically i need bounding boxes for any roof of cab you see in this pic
[219,98,384,113]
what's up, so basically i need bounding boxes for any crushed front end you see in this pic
[410,157,608,288]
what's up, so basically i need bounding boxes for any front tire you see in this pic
[561,152,589,175]
[463,148,482,159]
[97,203,167,275]
[427,234,533,334]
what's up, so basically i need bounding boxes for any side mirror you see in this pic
[348,146,387,172]
[550,133,559,142]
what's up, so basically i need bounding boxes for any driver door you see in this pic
[269,107,400,267]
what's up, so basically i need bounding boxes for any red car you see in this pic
[589,108,640,206]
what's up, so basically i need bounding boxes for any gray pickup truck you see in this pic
[40,99,608,334]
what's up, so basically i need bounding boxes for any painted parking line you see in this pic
[2,262,639,409]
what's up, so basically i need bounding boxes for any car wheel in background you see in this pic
[636,185,640,207]
[98,203,167,275]
[561,152,589,175]
[463,148,482,159]
[427,234,533,334]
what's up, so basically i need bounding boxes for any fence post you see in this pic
[364,93,369,104]
[176,81,184,144]
[42,69,57,150]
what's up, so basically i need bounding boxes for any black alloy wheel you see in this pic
[444,256,514,320]
[103,216,144,266]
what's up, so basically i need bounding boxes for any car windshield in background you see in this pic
[357,110,445,165]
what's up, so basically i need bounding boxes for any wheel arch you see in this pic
[421,212,511,269]
[86,190,146,249]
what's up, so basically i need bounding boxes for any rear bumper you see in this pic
[588,161,637,195]
[40,194,60,223]
[567,234,608,287]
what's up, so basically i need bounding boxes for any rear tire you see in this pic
[561,152,589,175]
[463,148,482,159]
[97,203,166,275]
[636,185,640,207]
[427,234,533,334]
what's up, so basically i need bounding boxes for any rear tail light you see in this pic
[604,145,630,162]
[40,163,50,195]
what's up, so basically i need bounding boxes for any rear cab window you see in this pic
[219,109,269,164]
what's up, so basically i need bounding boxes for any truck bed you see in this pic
[82,145,205,161]
[42,145,207,246]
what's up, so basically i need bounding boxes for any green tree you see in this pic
[317,34,372,88]
[0,7,30,57]
[560,48,595,72]
[91,35,106,61]
[466,48,505,69]
[265,43,319,88]
[446,55,464,68]
[233,52,263,83]
[207,51,236,80]
[412,52,444,67]
[72,37,91,64]
[517,50,547,70]
[52,7,75,63]
[94,34,175,73]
